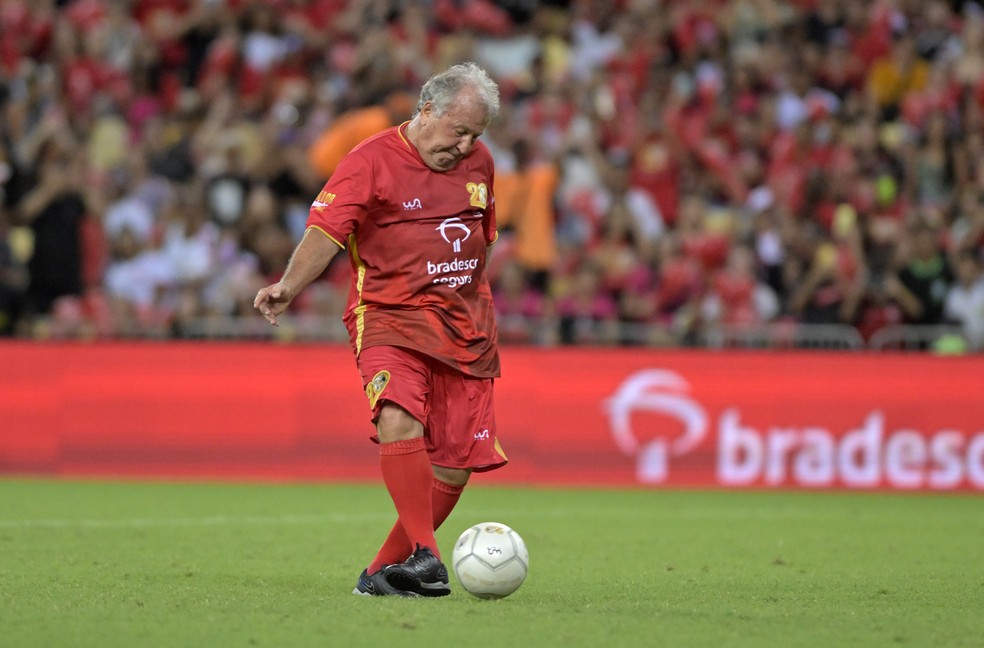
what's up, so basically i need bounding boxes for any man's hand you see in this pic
[252,226,342,326]
[253,281,295,327]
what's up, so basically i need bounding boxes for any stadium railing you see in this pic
[866,324,972,352]
[171,316,977,352]
[696,323,865,350]
[179,314,349,341]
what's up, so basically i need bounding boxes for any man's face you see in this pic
[414,89,489,172]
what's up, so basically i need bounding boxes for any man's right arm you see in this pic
[253,228,342,327]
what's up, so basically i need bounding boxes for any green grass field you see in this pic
[1,480,981,648]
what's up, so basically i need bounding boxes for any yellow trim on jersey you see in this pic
[489,229,499,245]
[396,121,412,150]
[354,303,367,353]
[308,225,346,250]
[349,233,368,353]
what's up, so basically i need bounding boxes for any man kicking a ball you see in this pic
[254,62,507,597]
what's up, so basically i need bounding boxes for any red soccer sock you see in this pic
[377,437,437,562]
[367,477,465,574]
[431,478,466,530]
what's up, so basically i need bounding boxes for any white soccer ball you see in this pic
[451,521,529,599]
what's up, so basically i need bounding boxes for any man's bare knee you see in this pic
[376,403,424,444]
[433,465,471,487]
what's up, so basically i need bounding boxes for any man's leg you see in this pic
[375,404,438,559]
[368,466,470,574]
[380,462,465,596]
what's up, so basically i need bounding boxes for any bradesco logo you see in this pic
[605,369,984,490]
[605,370,708,483]
[427,217,479,288]
[436,217,470,253]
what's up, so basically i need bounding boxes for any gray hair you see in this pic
[416,62,500,121]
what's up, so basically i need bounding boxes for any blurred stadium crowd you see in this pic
[0,0,983,350]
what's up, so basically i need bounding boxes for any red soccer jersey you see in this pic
[306,123,500,377]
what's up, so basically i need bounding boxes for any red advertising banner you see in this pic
[1,342,982,491]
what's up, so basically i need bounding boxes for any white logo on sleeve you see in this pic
[403,198,423,210]
[605,370,708,483]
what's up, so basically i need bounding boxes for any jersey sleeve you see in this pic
[306,150,374,248]
[483,158,498,246]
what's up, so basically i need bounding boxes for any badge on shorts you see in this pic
[365,370,390,409]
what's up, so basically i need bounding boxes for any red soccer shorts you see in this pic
[356,345,507,473]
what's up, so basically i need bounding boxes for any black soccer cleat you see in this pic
[352,568,421,598]
[383,545,451,597]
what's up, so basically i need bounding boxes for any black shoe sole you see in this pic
[353,569,422,597]
[385,570,451,597]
